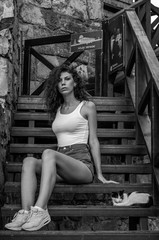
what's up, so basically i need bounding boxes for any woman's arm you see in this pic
[85,101,119,184]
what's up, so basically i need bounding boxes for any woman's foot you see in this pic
[5,209,30,231]
[22,206,51,231]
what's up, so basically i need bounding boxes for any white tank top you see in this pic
[52,101,89,147]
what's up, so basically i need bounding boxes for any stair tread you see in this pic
[9,144,147,154]
[17,96,133,105]
[5,182,152,193]
[17,96,134,111]
[17,104,134,111]
[11,127,136,138]
[2,204,159,217]
[6,162,152,174]
[0,230,159,240]
[14,112,135,122]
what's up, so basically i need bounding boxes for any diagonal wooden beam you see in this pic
[30,48,54,70]
[31,51,84,95]
[126,46,136,77]
[31,82,46,95]
[138,80,151,115]
[151,16,159,30]
[138,3,146,22]
[63,51,84,65]
[152,24,159,49]
[151,4,159,16]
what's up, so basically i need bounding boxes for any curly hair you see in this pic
[44,64,90,120]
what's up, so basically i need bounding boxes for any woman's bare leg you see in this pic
[35,149,93,209]
[21,156,64,210]
[21,157,42,210]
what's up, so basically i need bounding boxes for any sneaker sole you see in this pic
[22,216,51,231]
[5,226,22,231]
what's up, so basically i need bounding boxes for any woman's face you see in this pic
[58,71,76,96]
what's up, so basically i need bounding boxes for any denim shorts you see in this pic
[57,144,94,180]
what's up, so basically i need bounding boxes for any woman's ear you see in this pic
[74,82,77,87]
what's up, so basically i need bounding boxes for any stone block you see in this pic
[20,4,46,26]
[0,29,11,56]
[0,0,14,21]
[0,57,8,96]
[18,0,52,9]
[87,0,102,20]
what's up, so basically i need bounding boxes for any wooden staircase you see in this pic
[1,95,159,239]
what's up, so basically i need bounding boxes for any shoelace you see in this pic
[26,208,43,223]
[11,210,24,222]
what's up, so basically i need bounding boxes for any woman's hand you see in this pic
[97,173,119,184]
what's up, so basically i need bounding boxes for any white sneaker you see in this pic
[22,206,51,231]
[5,209,30,231]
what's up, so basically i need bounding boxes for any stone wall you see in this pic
[16,0,104,94]
[0,0,14,193]
[17,0,103,38]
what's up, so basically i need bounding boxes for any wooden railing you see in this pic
[123,8,159,204]
[102,0,159,204]
[102,0,159,96]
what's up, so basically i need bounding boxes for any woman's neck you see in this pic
[62,95,79,107]
[61,96,81,114]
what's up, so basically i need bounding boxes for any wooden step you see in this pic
[17,96,133,106]
[0,230,159,240]
[2,204,159,217]
[16,103,133,112]
[11,127,136,138]
[4,182,152,194]
[14,112,135,122]
[6,162,152,174]
[9,144,147,154]
[17,96,134,112]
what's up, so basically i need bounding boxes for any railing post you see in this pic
[145,0,151,41]
[102,20,109,96]
[151,83,159,205]
[134,0,151,42]
[135,44,149,144]
[95,49,103,96]
[22,44,31,95]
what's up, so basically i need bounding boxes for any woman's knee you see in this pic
[22,157,38,173]
[42,149,56,164]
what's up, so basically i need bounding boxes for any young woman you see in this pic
[5,64,118,231]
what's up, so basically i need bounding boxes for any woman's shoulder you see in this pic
[84,100,96,107]
[82,100,96,113]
